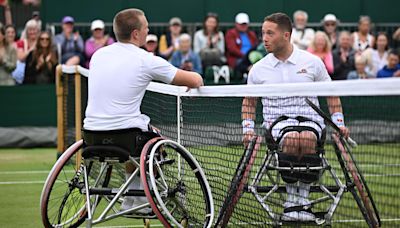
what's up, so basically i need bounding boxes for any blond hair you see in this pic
[309,31,332,53]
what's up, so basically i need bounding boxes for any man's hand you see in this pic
[338,126,350,139]
[242,130,255,148]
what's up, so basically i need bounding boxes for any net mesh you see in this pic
[58,66,400,227]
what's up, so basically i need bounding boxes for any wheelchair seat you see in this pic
[82,145,131,162]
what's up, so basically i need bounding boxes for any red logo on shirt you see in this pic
[296,69,308,74]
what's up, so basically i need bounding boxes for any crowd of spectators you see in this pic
[0,4,399,86]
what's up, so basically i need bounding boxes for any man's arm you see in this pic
[171,69,203,88]
[326,96,350,138]
[242,97,257,146]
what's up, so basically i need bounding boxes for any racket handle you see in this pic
[346,137,358,148]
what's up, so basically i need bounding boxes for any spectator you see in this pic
[371,32,389,76]
[322,14,339,50]
[170,33,202,74]
[1,1,12,26]
[377,50,400,78]
[291,10,315,50]
[193,12,225,69]
[16,19,39,62]
[0,26,17,85]
[20,11,42,39]
[84,19,114,68]
[347,55,374,79]
[5,24,17,48]
[159,17,182,60]
[143,34,159,55]
[332,31,356,80]
[393,27,400,50]
[24,31,58,84]
[307,31,334,75]
[352,16,375,53]
[225,12,258,70]
[55,16,84,66]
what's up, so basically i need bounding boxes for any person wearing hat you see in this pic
[159,17,183,60]
[84,19,115,68]
[143,34,159,55]
[225,12,258,74]
[54,16,85,66]
[322,13,339,50]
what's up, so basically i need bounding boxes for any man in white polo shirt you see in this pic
[242,13,349,222]
[83,8,203,214]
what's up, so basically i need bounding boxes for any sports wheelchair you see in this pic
[40,128,214,228]
[216,99,380,228]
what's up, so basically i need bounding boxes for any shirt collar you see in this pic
[268,45,298,67]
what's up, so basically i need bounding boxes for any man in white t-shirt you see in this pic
[242,13,349,222]
[83,8,203,214]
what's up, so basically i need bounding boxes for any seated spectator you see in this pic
[13,19,39,84]
[307,31,334,75]
[225,12,258,71]
[16,19,39,62]
[352,16,375,54]
[322,13,339,50]
[84,19,114,68]
[332,31,356,80]
[0,26,17,85]
[393,27,400,50]
[143,34,159,55]
[5,25,17,48]
[371,32,389,76]
[24,31,58,84]
[170,33,202,74]
[347,55,374,79]
[159,17,182,60]
[55,16,84,66]
[291,10,315,50]
[193,12,225,69]
[377,50,400,78]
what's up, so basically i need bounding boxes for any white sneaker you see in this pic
[298,199,315,221]
[121,196,152,214]
[281,202,298,221]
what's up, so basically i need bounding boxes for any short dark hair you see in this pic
[113,8,144,42]
[264,12,292,34]
[388,49,399,58]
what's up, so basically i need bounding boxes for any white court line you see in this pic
[0,181,44,185]
[0,170,74,175]
[88,225,163,228]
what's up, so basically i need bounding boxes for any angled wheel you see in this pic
[215,135,262,227]
[40,140,111,228]
[332,134,381,228]
[141,138,214,228]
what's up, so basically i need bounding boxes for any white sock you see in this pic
[286,183,298,205]
[125,173,142,190]
[299,182,310,205]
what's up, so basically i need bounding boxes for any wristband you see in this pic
[331,112,345,127]
[242,119,255,134]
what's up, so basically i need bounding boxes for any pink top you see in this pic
[307,47,334,74]
[84,36,115,68]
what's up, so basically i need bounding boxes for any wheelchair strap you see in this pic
[283,205,314,213]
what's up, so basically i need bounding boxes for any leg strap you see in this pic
[278,153,322,184]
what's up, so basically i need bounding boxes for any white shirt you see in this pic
[248,46,331,130]
[371,50,388,76]
[291,28,315,50]
[83,42,177,131]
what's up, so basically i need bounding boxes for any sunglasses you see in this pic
[40,37,50,40]
[324,23,336,27]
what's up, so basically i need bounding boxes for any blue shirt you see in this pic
[377,64,400,78]
[239,32,252,55]
[170,50,203,74]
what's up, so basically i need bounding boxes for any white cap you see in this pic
[235,13,249,24]
[146,34,158,43]
[91,19,105,30]
[323,14,337,23]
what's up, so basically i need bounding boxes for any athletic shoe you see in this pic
[121,196,152,214]
[281,202,298,221]
[298,199,315,221]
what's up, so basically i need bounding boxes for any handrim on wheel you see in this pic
[141,138,214,228]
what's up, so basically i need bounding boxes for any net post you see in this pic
[55,64,65,158]
[74,66,82,170]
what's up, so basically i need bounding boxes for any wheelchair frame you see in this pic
[40,137,214,228]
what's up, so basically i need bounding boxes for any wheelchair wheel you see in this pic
[332,134,381,228]
[40,140,111,228]
[215,135,261,228]
[140,138,214,228]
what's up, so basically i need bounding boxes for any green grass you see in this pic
[0,144,399,227]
